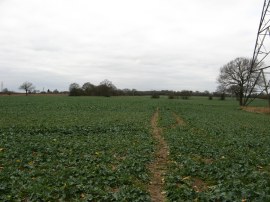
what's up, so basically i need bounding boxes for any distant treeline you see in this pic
[1,79,268,100]
[68,80,270,101]
[69,80,118,97]
[69,79,218,98]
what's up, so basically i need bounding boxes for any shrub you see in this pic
[151,94,160,99]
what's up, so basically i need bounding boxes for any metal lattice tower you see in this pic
[244,0,270,106]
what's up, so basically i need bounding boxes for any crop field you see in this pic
[0,96,270,201]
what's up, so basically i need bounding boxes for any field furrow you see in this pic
[148,109,168,202]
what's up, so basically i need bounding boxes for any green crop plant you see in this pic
[0,96,270,201]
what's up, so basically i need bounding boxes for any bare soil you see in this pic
[148,109,168,202]
[192,177,208,192]
[241,106,270,114]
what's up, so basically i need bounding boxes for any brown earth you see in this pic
[148,109,168,202]
[0,93,68,96]
[241,106,270,114]
[192,177,208,192]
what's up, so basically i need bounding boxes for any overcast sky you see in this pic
[0,0,264,92]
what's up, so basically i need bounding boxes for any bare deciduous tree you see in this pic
[217,57,262,106]
[19,81,35,96]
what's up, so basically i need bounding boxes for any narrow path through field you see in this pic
[148,109,168,202]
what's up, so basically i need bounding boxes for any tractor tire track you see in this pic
[148,109,168,202]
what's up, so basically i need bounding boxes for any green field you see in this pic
[0,96,270,201]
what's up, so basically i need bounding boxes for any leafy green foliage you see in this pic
[159,98,270,201]
[0,96,270,201]
[0,96,154,201]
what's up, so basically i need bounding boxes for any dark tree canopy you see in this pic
[97,79,117,97]
[19,81,35,96]
[217,57,262,106]
[69,83,80,91]
[82,82,95,96]
[69,83,83,96]
[68,80,117,97]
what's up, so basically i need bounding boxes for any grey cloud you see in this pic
[0,0,264,92]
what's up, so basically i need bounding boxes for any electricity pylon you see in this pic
[244,0,270,106]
